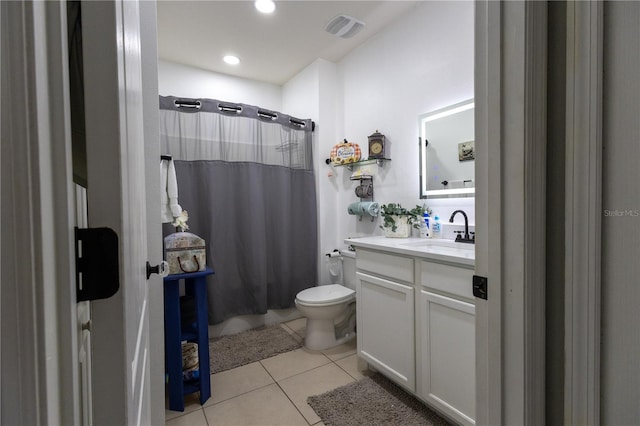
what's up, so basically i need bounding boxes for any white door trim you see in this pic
[474,2,503,424]
[475,1,547,424]
[1,1,78,424]
[521,3,548,423]
[564,2,603,424]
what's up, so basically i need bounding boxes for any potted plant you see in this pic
[379,203,431,237]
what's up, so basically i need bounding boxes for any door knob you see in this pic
[146,261,169,279]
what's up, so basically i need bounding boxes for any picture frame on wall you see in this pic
[458,141,474,162]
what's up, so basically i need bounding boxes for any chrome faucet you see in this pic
[449,210,474,244]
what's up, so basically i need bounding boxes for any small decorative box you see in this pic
[164,232,206,275]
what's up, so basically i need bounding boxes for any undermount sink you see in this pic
[345,235,474,267]
[400,239,475,251]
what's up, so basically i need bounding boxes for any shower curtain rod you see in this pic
[161,96,315,132]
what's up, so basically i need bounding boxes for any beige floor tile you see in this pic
[203,383,308,426]
[321,338,356,361]
[278,363,355,424]
[284,317,307,337]
[165,408,208,426]
[165,392,204,421]
[260,347,331,381]
[335,353,369,380]
[207,361,274,406]
[279,323,303,343]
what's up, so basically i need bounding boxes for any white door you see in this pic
[1,0,158,423]
[81,1,151,424]
[138,1,166,424]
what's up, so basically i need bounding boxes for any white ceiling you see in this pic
[156,1,420,85]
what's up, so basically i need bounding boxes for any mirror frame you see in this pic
[419,99,475,199]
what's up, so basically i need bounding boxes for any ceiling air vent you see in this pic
[324,15,365,39]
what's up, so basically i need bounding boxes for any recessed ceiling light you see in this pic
[254,0,275,14]
[223,55,240,65]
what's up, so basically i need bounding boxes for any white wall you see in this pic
[334,1,475,242]
[156,1,475,286]
[283,59,340,286]
[158,60,282,110]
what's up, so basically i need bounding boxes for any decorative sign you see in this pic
[330,140,361,165]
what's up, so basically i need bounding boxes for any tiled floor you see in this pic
[165,318,367,426]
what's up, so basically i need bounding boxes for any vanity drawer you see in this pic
[357,249,414,283]
[420,261,474,300]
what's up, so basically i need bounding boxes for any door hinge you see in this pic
[473,275,488,300]
[75,227,120,302]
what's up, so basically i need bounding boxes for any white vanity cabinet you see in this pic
[356,249,416,392]
[417,261,475,426]
[347,236,476,426]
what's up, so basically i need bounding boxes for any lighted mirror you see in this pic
[419,99,474,199]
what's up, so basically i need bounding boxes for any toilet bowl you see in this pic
[295,250,357,351]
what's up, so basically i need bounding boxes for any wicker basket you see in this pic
[181,342,199,371]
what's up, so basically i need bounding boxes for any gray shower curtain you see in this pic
[159,96,317,324]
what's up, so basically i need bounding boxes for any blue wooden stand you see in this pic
[163,268,214,412]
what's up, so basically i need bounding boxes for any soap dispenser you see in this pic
[420,212,431,238]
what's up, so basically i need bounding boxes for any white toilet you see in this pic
[295,249,357,351]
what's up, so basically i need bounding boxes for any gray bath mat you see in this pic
[209,324,302,374]
[307,373,452,426]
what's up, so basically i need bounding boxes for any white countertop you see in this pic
[344,236,475,267]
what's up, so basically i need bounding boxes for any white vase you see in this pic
[383,215,411,238]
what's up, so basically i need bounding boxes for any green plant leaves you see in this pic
[379,203,428,230]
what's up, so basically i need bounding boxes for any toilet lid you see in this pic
[297,284,355,305]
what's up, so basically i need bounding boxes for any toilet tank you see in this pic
[341,249,357,290]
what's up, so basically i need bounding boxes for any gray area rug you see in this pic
[209,324,302,374]
[308,373,452,426]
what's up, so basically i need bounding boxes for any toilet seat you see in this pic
[296,284,355,306]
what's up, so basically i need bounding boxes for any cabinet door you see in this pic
[356,272,415,392]
[418,290,475,425]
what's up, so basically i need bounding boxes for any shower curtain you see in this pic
[159,96,317,324]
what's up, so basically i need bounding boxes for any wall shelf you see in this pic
[350,175,376,221]
[350,174,373,181]
[332,157,391,171]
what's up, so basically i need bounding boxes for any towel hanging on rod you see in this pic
[160,156,182,223]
